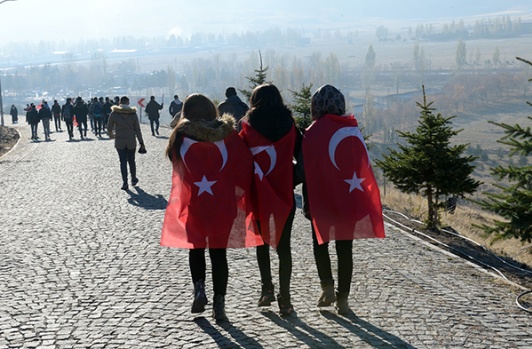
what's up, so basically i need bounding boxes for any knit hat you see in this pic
[311,84,345,119]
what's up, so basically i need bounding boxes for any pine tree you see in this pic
[289,83,313,129]
[240,51,271,100]
[475,56,532,242]
[376,86,480,229]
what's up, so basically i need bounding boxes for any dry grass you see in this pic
[381,186,532,269]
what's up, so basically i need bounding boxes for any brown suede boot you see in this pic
[317,280,336,307]
[336,291,349,315]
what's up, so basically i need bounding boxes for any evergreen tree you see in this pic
[289,83,313,129]
[376,86,480,229]
[240,51,271,100]
[476,56,532,242]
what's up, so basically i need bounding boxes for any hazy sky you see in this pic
[1,0,530,44]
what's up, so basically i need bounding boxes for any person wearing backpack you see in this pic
[90,97,104,138]
[62,98,75,140]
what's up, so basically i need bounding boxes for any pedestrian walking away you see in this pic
[73,97,89,139]
[51,100,62,132]
[39,101,53,141]
[160,93,263,323]
[27,104,39,140]
[302,84,385,315]
[238,83,303,317]
[218,87,249,127]
[145,96,164,136]
[107,96,145,191]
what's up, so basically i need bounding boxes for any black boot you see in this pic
[277,293,294,316]
[212,295,227,323]
[191,280,208,313]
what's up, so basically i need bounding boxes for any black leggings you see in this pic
[189,248,228,296]
[256,203,295,298]
[312,226,353,294]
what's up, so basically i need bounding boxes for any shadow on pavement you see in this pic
[127,186,168,210]
[320,310,416,349]
[262,311,344,348]
[194,317,265,348]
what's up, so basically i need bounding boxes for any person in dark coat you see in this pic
[51,100,62,132]
[73,97,89,139]
[62,98,75,140]
[28,104,40,140]
[145,96,164,136]
[10,105,18,124]
[38,101,53,141]
[218,87,249,126]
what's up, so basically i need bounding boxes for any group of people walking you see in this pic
[160,83,386,323]
[21,96,121,141]
[14,84,385,324]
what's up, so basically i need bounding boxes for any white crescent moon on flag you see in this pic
[180,137,228,172]
[180,137,197,172]
[328,127,370,170]
[213,140,228,171]
[250,145,277,176]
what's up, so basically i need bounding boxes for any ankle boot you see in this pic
[258,282,276,306]
[336,291,349,315]
[317,280,336,307]
[191,280,208,313]
[212,295,228,323]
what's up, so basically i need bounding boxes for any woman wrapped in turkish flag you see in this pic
[160,94,263,323]
[302,84,385,315]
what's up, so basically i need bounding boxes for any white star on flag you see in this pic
[344,171,365,193]
[195,175,216,196]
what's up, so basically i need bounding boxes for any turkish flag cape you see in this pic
[160,131,263,249]
[303,114,385,245]
[239,122,296,248]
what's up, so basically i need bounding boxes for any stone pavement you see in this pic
[0,122,531,349]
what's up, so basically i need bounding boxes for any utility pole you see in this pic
[0,78,4,126]
[0,0,17,126]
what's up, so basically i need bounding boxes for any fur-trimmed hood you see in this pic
[111,104,137,114]
[176,114,236,142]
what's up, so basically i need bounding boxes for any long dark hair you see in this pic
[166,93,219,161]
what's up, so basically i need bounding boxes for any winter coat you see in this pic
[28,108,39,124]
[145,100,163,120]
[73,101,89,122]
[38,106,52,120]
[107,104,144,150]
[169,99,183,117]
[51,103,61,116]
[218,95,249,123]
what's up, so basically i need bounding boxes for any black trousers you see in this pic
[64,119,74,138]
[256,203,295,299]
[117,148,136,184]
[312,226,353,294]
[53,115,61,131]
[77,119,87,137]
[150,118,159,135]
[94,117,103,136]
[189,248,228,296]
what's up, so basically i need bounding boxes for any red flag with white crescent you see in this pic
[239,122,296,248]
[303,114,385,244]
[160,131,263,249]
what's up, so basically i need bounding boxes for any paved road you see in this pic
[1,123,531,349]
